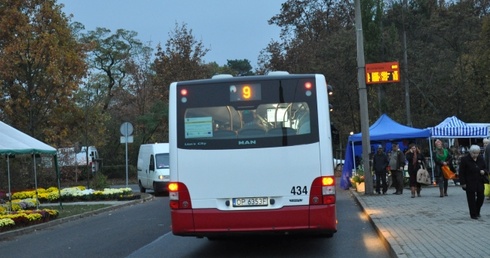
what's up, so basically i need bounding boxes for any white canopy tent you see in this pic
[0,121,60,210]
[429,116,489,151]
[427,116,489,182]
[429,116,489,139]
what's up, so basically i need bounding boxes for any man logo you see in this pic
[238,140,256,145]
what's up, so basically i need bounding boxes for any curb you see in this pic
[0,193,154,240]
[350,188,398,258]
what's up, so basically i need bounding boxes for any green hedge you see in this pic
[98,165,137,179]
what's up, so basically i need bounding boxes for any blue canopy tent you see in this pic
[340,114,431,190]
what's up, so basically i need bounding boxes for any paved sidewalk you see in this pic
[351,184,490,258]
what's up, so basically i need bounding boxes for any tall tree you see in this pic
[226,59,254,76]
[261,0,490,143]
[147,22,209,144]
[153,22,210,90]
[387,0,484,125]
[458,14,490,123]
[119,43,164,147]
[80,28,143,112]
[263,0,362,138]
[0,0,86,144]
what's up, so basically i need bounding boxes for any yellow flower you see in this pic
[0,218,15,227]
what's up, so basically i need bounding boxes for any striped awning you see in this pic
[429,116,489,138]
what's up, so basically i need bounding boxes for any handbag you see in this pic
[416,163,431,185]
[442,165,457,179]
[485,183,490,196]
[482,175,490,184]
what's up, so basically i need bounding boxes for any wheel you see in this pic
[316,233,334,238]
[139,181,146,193]
[153,182,164,196]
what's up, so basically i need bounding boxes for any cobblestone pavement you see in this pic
[352,183,490,258]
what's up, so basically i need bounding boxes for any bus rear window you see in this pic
[177,77,319,149]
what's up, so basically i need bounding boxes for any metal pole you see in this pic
[355,0,373,194]
[33,154,39,210]
[402,0,412,126]
[85,99,90,189]
[7,155,12,212]
[125,124,129,187]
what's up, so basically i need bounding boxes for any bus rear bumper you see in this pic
[170,205,337,237]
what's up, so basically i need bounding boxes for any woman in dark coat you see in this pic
[459,145,488,219]
[405,144,425,198]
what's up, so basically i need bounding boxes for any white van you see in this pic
[58,146,99,171]
[137,143,170,194]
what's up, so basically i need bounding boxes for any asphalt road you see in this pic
[128,187,391,257]
[0,195,169,258]
[0,184,390,258]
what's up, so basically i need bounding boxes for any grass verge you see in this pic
[42,204,112,219]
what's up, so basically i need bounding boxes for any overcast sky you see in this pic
[59,0,285,68]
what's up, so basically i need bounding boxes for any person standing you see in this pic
[389,142,406,195]
[484,138,490,173]
[484,138,490,200]
[405,144,425,198]
[373,145,389,194]
[433,139,453,197]
[459,145,488,219]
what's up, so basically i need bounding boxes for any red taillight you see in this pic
[309,176,336,205]
[180,89,188,96]
[304,82,313,90]
[168,182,192,209]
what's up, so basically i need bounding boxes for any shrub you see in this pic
[91,173,109,190]
[99,165,136,180]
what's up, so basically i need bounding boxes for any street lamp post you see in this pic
[402,0,412,126]
[355,0,373,194]
[85,95,90,189]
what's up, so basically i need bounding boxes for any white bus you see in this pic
[168,73,337,238]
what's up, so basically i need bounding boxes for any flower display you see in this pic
[4,186,134,204]
[11,187,60,203]
[11,198,38,211]
[350,167,365,187]
[350,175,365,184]
[0,185,133,231]
[0,209,57,229]
[0,218,14,227]
[61,187,95,198]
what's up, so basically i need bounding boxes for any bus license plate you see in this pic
[232,197,268,207]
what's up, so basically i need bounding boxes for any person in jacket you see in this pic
[373,145,389,194]
[484,138,490,174]
[459,145,488,219]
[405,144,425,198]
[389,142,406,195]
[484,138,490,200]
[432,139,453,197]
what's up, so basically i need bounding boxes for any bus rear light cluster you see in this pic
[304,82,313,89]
[168,182,192,209]
[309,176,336,205]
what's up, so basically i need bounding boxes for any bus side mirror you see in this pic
[149,163,155,171]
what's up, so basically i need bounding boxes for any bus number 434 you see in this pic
[290,186,308,195]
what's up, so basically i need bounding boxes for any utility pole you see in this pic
[355,0,373,194]
[85,96,90,189]
[402,0,412,126]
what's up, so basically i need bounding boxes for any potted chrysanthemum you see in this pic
[350,166,365,192]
